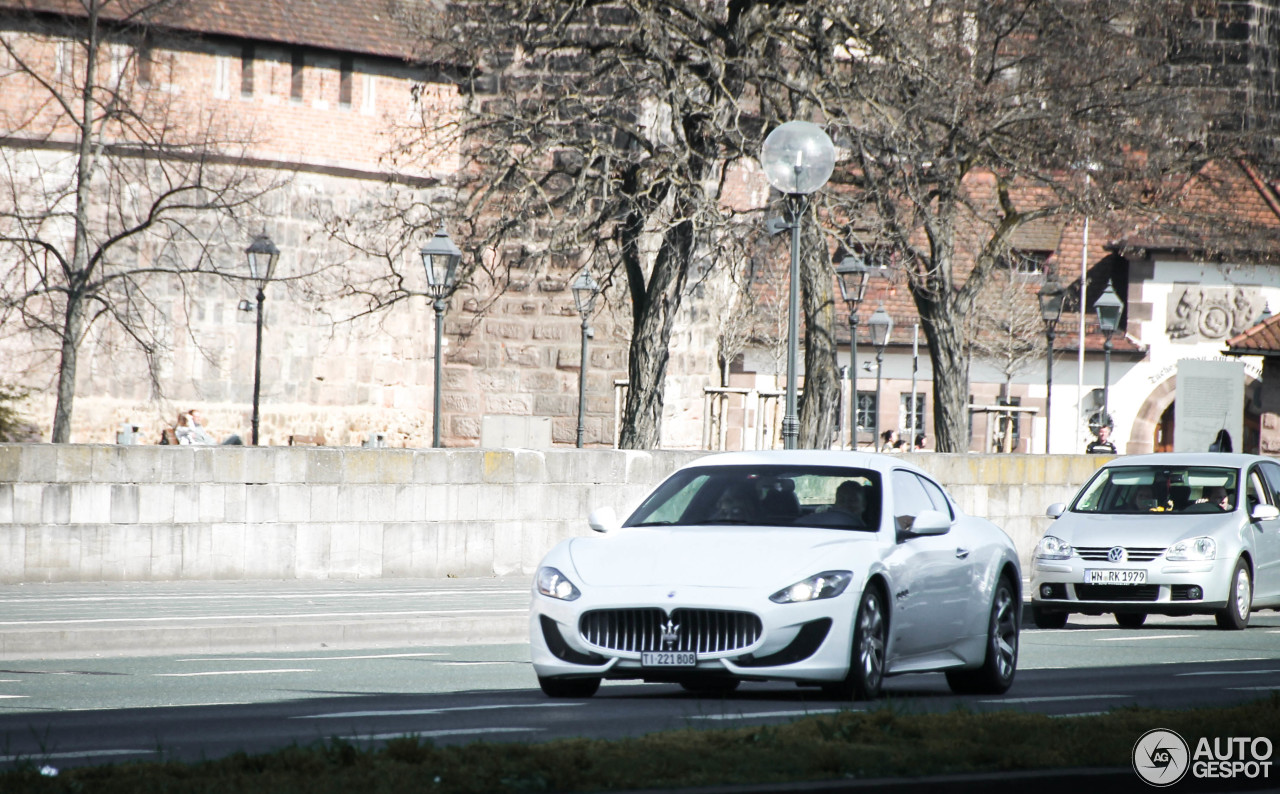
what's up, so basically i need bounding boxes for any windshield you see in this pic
[624,465,882,531]
[1072,465,1239,515]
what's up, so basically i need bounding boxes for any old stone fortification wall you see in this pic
[0,445,1109,584]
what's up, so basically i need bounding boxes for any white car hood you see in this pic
[567,526,876,588]
[1054,512,1236,546]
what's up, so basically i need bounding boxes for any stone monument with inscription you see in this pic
[1174,359,1245,452]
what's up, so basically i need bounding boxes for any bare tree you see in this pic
[394,1,850,449]
[968,262,1046,451]
[805,0,1270,451]
[0,0,281,441]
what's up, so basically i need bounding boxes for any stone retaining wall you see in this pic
[0,445,1108,583]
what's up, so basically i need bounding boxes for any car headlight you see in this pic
[1166,536,1216,561]
[769,571,853,604]
[1035,535,1073,560]
[536,567,581,601]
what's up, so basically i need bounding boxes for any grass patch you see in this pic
[3,694,1276,793]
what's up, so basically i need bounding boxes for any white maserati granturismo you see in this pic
[530,450,1021,699]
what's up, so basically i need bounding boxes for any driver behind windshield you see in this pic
[710,483,758,522]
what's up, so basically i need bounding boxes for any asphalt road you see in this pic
[0,577,1277,775]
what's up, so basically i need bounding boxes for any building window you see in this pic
[360,73,376,115]
[856,391,877,432]
[136,41,152,87]
[290,49,304,102]
[339,55,353,108]
[240,44,254,97]
[1000,250,1048,280]
[213,55,231,99]
[899,393,926,436]
[996,396,1022,451]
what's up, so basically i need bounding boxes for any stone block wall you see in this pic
[0,445,1109,583]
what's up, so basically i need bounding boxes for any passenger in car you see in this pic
[1197,485,1231,511]
[710,483,758,522]
[1128,484,1159,512]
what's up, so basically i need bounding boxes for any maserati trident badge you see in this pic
[660,619,680,650]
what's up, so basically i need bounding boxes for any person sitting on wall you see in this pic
[177,409,243,445]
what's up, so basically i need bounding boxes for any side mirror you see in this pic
[1045,503,1066,519]
[908,509,951,537]
[1251,504,1280,521]
[587,507,619,533]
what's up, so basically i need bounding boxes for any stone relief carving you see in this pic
[1166,285,1265,342]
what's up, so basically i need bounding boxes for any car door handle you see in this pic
[955,547,970,559]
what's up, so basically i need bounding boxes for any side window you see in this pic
[1246,469,1272,513]
[1259,463,1280,504]
[891,470,931,531]
[916,475,955,520]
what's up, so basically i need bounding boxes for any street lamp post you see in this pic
[420,224,461,448]
[571,270,601,449]
[1037,273,1066,454]
[835,255,871,450]
[1093,280,1124,432]
[760,121,836,450]
[867,304,893,452]
[245,233,279,446]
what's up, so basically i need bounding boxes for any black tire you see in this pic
[1115,612,1147,629]
[538,676,601,698]
[822,585,887,700]
[1215,559,1252,630]
[947,575,1019,695]
[1032,606,1068,629]
[679,679,740,695]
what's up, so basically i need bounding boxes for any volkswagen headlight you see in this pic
[1166,536,1216,561]
[770,571,853,604]
[536,567,581,601]
[1034,535,1073,560]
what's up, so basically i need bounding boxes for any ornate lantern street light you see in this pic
[1037,272,1066,453]
[571,270,601,449]
[760,120,836,449]
[867,304,893,452]
[1093,280,1124,433]
[245,233,279,446]
[835,255,871,450]
[420,224,461,448]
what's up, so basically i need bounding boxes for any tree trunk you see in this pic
[799,220,839,449]
[51,296,84,443]
[915,302,971,454]
[618,209,695,450]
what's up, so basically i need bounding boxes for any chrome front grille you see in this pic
[579,608,762,654]
[1075,546,1165,562]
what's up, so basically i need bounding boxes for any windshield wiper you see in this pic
[628,520,674,527]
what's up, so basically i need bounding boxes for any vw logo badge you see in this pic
[1108,546,1127,563]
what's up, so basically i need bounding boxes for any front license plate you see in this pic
[1084,569,1147,585]
[641,651,697,667]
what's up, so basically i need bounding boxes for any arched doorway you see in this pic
[1129,376,1262,455]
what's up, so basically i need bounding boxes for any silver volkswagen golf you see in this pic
[1031,453,1280,629]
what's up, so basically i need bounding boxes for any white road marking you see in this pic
[429,661,514,666]
[1230,686,1280,691]
[298,702,582,720]
[1049,712,1108,718]
[1177,669,1280,677]
[0,749,155,762]
[690,709,852,721]
[984,695,1130,704]
[351,728,538,741]
[0,589,530,605]
[0,609,525,627]
[0,695,27,700]
[1095,635,1193,642]
[178,653,444,662]
[155,668,314,677]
